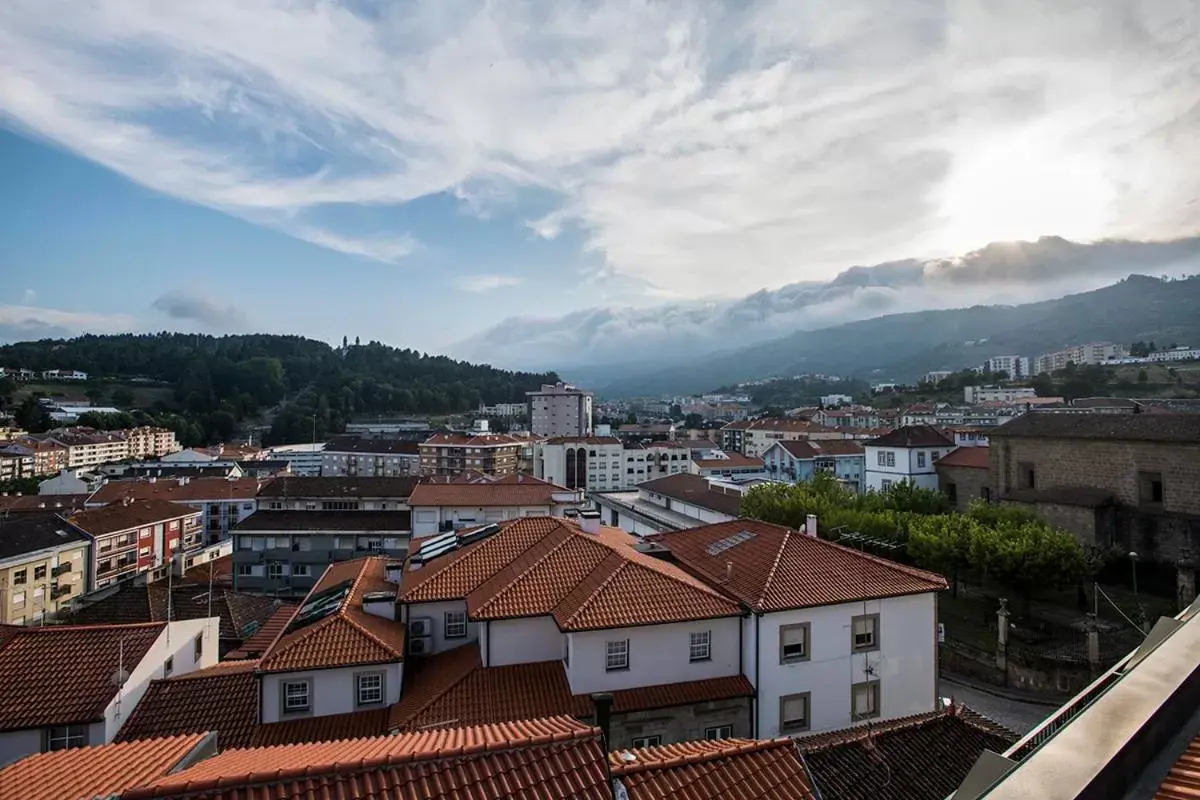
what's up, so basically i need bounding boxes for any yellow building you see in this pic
[0,514,90,625]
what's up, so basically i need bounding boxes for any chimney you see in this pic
[805,514,818,538]
[591,692,614,750]
[579,509,601,535]
[725,561,733,582]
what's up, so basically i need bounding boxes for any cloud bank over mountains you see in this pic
[451,236,1200,371]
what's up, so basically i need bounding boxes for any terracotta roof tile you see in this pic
[116,660,261,749]
[404,517,742,631]
[422,432,528,447]
[865,425,955,448]
[251,707,391,747]
[0,733,208,800]
[408,479,576,507]
[794,705,1017,800]
[89,476,263,504]
[693,454,765,469]
[66,499,199,536]
[258,557,405,673]
[124,716,611,800]
[637,473,742,517]
[651,519,947,613]
[776,439,865,459]
[0,622,165,731]
[224,604,299,660]
[390,646,754,732]
[257,475,421,499]
[64,583,281,643]
[1155,730,1200,799]
[993,412,1200,444]
[0,493,88,514]
[610,738,817,799]
[936,446,992,469]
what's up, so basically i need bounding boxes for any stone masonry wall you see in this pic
[936,465,993,513]
[608,698,752,749]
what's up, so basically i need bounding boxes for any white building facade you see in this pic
[863,426,955,492]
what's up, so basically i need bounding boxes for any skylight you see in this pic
[285,579,354,634]
[705,530,758,556]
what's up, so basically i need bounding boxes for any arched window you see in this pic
[565,447,577,488]
[575,448,588,488]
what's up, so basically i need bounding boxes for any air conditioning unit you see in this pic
[408,636,433,656]
[408,617,434,637]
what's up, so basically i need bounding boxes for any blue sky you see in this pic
[0,1,1197,367]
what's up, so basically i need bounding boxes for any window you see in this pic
[193,633,204,661]
[356,673,384,706]
[267,562,287,579]
[880,479,893,490]
[630,735,661,748]
[852,680,881,720]
[33,565,46,580]
[12,591,25,607]
[945,482,958,504]
[444,610,468,639]
[689,630,711,662]
[851,614,879,652]
[12,569,26,586]
[282,680,310,713]
[293,565,312,577]
[46,725,86,751]
[236,564,253,577]
[705,725,733,740]
[1018,462,1036,489]
[780,692,811,734]
[780,622,810,663]
[917,451,926,468]
[876,451,895,467]
[981,486,992,502]
[164,656,174,676]
[605,639,630,671]
[268,501,283,510]
[1139,471,1164,504]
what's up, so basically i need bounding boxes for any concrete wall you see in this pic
[411,505,555,537]
[405,600,477,654]
[260,662,403,724]
[754,593,938,737]
[484,616,565,667]
[565,617,741,695]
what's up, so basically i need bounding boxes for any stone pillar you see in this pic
[1086,612,1100,676]
[1178,546,1196,612]
[996,598,1010,672]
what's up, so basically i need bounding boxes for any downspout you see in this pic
[485,620,491,667]
[754,611,762,737]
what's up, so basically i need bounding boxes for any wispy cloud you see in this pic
[0,304,135,342]
[151,289,248,331]
[455,274,523,293]
[20,289,35,304]
[0,1,1196,291]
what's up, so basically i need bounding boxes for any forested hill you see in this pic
[0,333,557,445]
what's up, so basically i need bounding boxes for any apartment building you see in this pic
[689,452,768,481]
[418,432,525,477]
[1,438,68,476]
[527,381,594,438]
[721,419,844,458]
[264,442,325,476]
[1034,342,1127,374]
[863,426,955,492]
[255,475,419,512]
[68,499,204,591]
[963,385,1037,404]
[762,440,866,492]
[0,619,217,766]
[44,428,130,468]
[408,473,583,537]
[321,436,419,477]
[537,437,695,492]
[983,355,1031,379]
[123,427,181,459]
[0,452,33,482]
[0,514,90,625]
[87,477,261,544]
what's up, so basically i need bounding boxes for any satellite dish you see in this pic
[110,668,130,687]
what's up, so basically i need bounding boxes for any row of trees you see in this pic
[741,475,1095,609]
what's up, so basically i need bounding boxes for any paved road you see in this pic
[938,677,1058,735]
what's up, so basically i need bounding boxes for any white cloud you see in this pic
[0,1,1196,288]
[455,274,523,293]
[20,289,35,304]
[151,289,248,331]
[0,304,135,342]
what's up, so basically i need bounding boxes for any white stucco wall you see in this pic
[411,505,555,537]
[405,600,477,653]
[566,617,741,695]
[864,446,944,492]
[754,592,937,737]
[260,662,403,724]
[483,616,565,667]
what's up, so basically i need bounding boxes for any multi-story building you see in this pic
[863,426,955,492]
[721,419,844,458]
[762,440,866,492]
[527,382,593,438]
[988,413,1200,561]
[477,402,527,418]
[983,355,1031,379]
[320,436,419,477]
[0,619,217,766]
[87,477,261,545]
[2,438,69,476]
[44,428,130,468]
[35,468,105,496]
[408,474,583,537]
[264,442,325,476]
[255,475,419,512]
[536,438,695,492]
[1034,342,1127,374]
[122,427,181,459]
[0,452,34,482]
[963,385,1037,404]
[68,499,204,591]
[689,452,768,481]
[418,432,525,477]
[0,514,90,625]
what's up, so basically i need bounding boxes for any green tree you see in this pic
[0,376,17,409]
[1137,369,1149,384]
[84,386,106,406]
[111,387,136,408]
[14,396,51,432]
[684,413,705,429]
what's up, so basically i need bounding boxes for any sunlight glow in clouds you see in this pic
[0,0,1197,297]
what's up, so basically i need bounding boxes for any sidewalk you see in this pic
[939,670,1070,708]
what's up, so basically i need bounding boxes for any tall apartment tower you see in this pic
[527,382,594,438]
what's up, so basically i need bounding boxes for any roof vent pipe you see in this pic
[805,514,818,538]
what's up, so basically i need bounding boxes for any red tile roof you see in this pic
[251,707,391,747]
[0,493,88,514]
[389,645,754,732]
[1155,730,1200,799]
[650,519,947,613]
[408,478,576,508]
[117,660,261,749]
[0,622,165,731]
[936,446,991,469]
[258,557,405,673]
[864,425,955,448]
[66,499,199,536]
[88,476,263,505]
[0,733,208,800]
[693,454,765,469]
[422,432,528,447]
[402,517,742,631]
[748,418,838,434]
[124,716,611,800]
[224,604,299,660]
[546,436,623,445]
[776,439,865,458]
[610,738,817,799]
[638,473,742,517]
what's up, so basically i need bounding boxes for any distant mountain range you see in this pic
[591,274,1200,397]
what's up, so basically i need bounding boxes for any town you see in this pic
[0,344,1198,800]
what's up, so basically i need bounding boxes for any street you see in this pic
[938,677,1059,736]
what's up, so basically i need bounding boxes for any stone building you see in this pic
[935,446,994,512]
[988,413,1200,570]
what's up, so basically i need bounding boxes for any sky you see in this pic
[1,0,1198,365]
